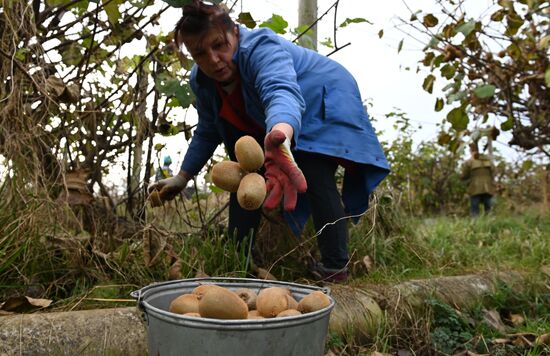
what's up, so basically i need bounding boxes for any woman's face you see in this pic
[180,26,239,84]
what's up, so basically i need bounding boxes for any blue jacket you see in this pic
[181,26,390,235]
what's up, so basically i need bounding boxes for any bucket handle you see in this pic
[130,288,149,324]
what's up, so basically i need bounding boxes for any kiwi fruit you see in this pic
[191,284,225,299]
[256,287,292,318]
[211,161,244,192]
[198,286,248,320]
[297,291,331,313]
[247,310,261,318]
[149,190,162,207]
[237,173,266,210]
[235,136,264,172]
[276,309,302,317]
[183,312,201,318]
[235,288,257,310]
[168,293,200,315]
[247,310,265,319]
[286,294,298,310]
[247,315,265,320]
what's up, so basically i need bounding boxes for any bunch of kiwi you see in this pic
[211,136,267,211]
[168,284,331,320]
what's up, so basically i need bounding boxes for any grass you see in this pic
[347,207,549,283]
[1,184,549,354]
[335,202,550,354]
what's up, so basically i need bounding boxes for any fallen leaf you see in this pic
[510,333,535,347]
[509,313,525,326]
[0,296,52,312]
[535,333,550,345]
[482,309,507,333]
[492,338,510,344]
[363,255,374,271]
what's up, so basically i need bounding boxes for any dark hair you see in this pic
[174,0,235,49]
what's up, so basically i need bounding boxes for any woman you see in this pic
[149,0,390,283]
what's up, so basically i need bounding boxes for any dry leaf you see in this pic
[255,267,277,281]
[363,255,374,271]
[482,309,507,333]
[195,270,210,278]
[491,338,510,344]
[509,313,525,326]
[510,332,535,347]
[61,83,79,103]
[46,76,66,97]
[535,333,550,345]
[143,228,166,267]
[0,296,52,312]
[168,258,182,280]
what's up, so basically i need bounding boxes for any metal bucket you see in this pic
[131,277,334,356]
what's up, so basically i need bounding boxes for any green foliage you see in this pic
[447,106,469,131]
[339,17,371,28]
[423,283,550,355]
[161,0,223,7]
[237,12,256,29]
[155,75,195,109]
[473,84,496,99]
[259,14,288,34]
[102,0,123,25]
[402,0,550,151]
[380,111,467,215]
[427,298,473,354]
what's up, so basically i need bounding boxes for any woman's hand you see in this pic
[263,130,307,211]
[148,173,189,201]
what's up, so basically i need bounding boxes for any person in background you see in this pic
[155,155,174,182]
[148,0,389,283]
[461,142,496,216]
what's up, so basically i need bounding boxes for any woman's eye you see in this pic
[213,41,226,50]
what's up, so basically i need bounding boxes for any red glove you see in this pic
[263,130,307,211]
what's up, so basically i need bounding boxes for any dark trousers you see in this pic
[228,151,349,270]
[470,193,492,216]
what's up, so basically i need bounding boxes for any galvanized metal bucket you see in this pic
[131,277,334,356]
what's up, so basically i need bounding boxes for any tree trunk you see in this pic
[0,307,147,356]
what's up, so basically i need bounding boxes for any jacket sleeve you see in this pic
[180,89,223,177]
[239,31,305,137]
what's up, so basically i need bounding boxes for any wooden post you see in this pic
[298,0,318,50]
[542,166,549,213]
